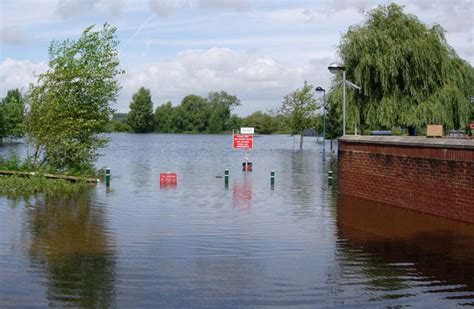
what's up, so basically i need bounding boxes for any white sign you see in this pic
[240,127,254,134]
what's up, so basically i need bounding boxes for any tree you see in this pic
[155,101,178,133]
[241,111,277,134]
[179,95,210,132]
[228,115,242,131]
[280,81,319,148]
[27,23,123,172]
[0,89,25,141]
[207,91,240,133]
[338,3,473,132]
[127,87,155,133]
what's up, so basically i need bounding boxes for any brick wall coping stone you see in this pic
[339,135,474,150]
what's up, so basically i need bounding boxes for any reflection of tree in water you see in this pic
[27,191,116,307]
[336,195,474,304]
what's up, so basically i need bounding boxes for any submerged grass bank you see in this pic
[0,175,94,197]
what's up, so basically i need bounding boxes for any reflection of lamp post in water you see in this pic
[328,63,361,136]
[315,86,326,159]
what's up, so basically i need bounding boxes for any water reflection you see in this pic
[337,194,474,306]
[232,176,252,210]
[2,134,473,307]
[27,191,116,307]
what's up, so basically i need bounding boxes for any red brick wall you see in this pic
[338,141,474,223]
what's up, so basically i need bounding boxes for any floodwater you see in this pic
[0,134,473,308]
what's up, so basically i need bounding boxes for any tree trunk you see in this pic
[300,132,304,149]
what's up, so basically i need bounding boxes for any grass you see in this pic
[0,175,92,197]
[0,155,96,197]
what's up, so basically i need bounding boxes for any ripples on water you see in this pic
[0,134,473,307]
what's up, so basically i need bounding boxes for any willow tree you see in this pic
[337,3,473,133]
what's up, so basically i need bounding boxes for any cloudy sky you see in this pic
[1,0,473,115]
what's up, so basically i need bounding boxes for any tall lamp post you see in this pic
[315,86,326,159]
[328,63,360,136]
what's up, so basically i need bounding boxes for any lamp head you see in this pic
[315,86,325,93]
[328,62,345,74]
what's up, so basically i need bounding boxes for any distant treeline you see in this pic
[109,88,304,134]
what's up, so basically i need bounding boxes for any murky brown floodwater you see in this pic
[1,134,473,307]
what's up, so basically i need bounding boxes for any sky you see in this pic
[1,0,473,115]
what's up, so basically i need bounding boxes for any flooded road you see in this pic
[1,134,473,307]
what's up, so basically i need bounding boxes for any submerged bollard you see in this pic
[224,169,229,187]
[328,170,333,185]
[270,170,275,187]
[105,168,111,187]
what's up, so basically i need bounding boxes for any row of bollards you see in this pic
[104,168,329,189]
[224,169,275,188]
[103,168,331,189]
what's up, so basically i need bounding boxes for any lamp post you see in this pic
[328,63,360,136]
[315,86,326,159]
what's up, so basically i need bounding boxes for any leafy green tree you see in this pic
[155,101,178,133]
[280,81,319,148]
[241,111,277,134]
[179,95,210,132]
[207,91,240,133]
[27,23,123,172]
[127,87,155,133]
[325,93,343,150]
[338,3,473,132]
[112,112,128,123]
[0,89,25,141]
[228,115,242,131]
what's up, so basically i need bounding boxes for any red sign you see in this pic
[233,134,253,149]
[160,173,177,186]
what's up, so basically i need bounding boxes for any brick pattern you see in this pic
[338,141,474,223]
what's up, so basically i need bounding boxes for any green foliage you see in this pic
[241,111,277,134]
[105,120,131,132]
[325,93,343,139]
[0,89,25,140]
[179,94,210,132]
[0,175,90,197]
[338,3,474,131]
[228,115,242,131]
[280,81,319,148]
[155,101,178,133]
[127,87,155,133]
[207,91,240,133]
[152,91,240,133]
[105,112,130,132]
[112,112,128,122]
[27,23,123,173]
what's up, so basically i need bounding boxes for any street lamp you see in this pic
[315,86,326,159]
[328,62,360,136]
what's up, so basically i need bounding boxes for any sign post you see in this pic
[233,128,254,171]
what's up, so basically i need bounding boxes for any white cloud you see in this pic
[56,0,126,18]
[148,0,182,17]
[0,26,30,45]
[0,58,48,97]
[197,0,250,12]
[118,48,331,115]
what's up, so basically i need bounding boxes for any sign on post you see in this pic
[233,134,253,149]
[240,127,254,134]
